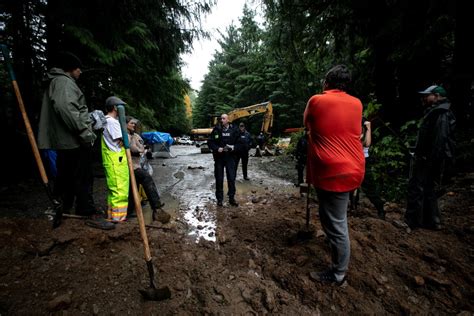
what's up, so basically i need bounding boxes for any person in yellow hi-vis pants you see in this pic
[102,96,129,222]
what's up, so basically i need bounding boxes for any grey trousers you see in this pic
[317,189,350,275]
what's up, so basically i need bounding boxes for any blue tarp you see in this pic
[141,131,174,146]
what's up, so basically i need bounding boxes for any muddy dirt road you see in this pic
[157,146,294,241]
[0,145,473,315]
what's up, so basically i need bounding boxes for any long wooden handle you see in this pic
[125,148,152,261]
[117,105,152,262]
[1,45,49,185]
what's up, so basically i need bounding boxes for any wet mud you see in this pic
[0,145,473,314]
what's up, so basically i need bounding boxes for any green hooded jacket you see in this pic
[38,68,96,150]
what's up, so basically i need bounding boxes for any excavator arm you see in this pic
[190,101,273,153]
[228,101,273,135]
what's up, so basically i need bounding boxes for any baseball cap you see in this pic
[418,85,447,97]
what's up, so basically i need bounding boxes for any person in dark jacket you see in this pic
[405,85,456,230]
[256,132,265,150]
[38,52,113,230]
[234,123,252,180]
[208,114,239,207]
[295,130,308,186]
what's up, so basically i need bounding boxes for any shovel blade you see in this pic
[139,286,171,301]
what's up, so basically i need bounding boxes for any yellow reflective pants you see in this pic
[101,139,129,221]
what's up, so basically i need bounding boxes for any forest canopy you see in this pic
[0,0,472,184]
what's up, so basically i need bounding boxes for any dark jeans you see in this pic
[55,147,96,215]
[296,159,306,184]
[128,168,161,212]
[405,159,442,228]
[214,153,236,202]
[234,151,249,179]
[317,189,350,275]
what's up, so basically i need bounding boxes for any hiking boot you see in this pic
[85,217,115,230]
[229,199,239,207]
[310,270,347,286]
[217,200,223,207]
[152,209,171,224]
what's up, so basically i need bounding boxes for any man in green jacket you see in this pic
[38,52,113,230]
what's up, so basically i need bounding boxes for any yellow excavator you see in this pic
[191,101,274,153]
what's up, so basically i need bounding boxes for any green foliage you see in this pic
[0,0,215,137]
[370,119,419,201]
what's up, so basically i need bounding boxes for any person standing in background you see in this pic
[405,85,456,230]
[234,123,252,180]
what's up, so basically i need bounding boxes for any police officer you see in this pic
[234,123,252,180]
[208,114,239,206]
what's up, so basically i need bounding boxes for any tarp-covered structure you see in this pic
[141,131,175,158]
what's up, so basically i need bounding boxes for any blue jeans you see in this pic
[317,189,350,275]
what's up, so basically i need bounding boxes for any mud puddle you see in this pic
[151,145,294,242]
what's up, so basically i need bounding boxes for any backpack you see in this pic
[89,110,107,131]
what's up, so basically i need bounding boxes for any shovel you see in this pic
[1,44,62,228]
[296,183,314,241]
[117,105,171,301]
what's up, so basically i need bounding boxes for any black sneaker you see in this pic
[310,270,347,286]
[217,200,223,207]
[244,177,250,181]
[229,199,239,207]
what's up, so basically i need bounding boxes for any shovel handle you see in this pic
[306,184,310,228]
[1,44,49,185]
[117,105,152,262]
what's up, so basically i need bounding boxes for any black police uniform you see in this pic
[208,123,239,205]
[234,129,253,180]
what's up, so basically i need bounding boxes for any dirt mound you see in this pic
[0,158,473,314]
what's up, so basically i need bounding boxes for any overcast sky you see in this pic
[181,0,262,91]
